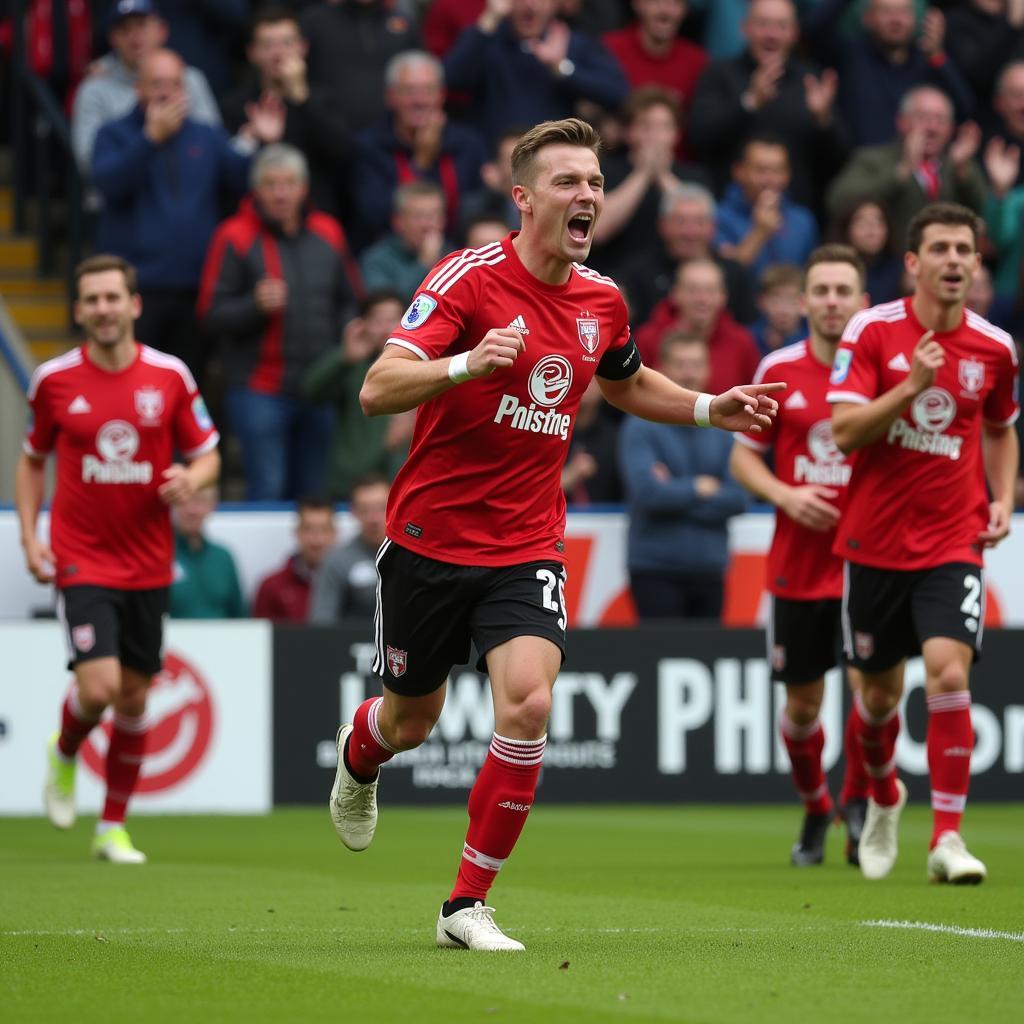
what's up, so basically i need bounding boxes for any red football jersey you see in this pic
[385,234,635,566]
[826,298,1019,570]
[24,344,220,589]
[737,340,854,600]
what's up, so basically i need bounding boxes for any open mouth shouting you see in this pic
[566,210,594,245]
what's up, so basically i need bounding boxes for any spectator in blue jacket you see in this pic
[804,0,975,148]
[353,50,487,248]
[444,0,629,147]
[715,134,819,280]
[91,48,272,382]
[619,333,749,621]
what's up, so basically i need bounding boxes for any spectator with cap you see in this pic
[91,48,265,383]
[308,475,390,625]
[619,333,749,622]
[352,50,487,247]
[198,143,360,502]
[444,0,629,146]
[302,290,412,501]
[72,0,221,171]
[218,5,350,218]
[359,181,452,302]
[253,498,338,623]
[622,182,756,326]
[300,0,419,138]
[170,485,247,619]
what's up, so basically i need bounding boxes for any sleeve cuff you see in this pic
[826,391,871,405]
[734,433,769,452]
[984,409,1021,428]
[386,338,430,360]
[182,431,221,459]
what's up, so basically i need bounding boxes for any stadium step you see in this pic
[0,184,75,365]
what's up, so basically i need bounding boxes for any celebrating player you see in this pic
[16,255,220,864]
[828,203,1019,883]
[731,245,871,867]
[329,118,782,951]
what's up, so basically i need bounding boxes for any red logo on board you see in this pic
[79,652,214,793]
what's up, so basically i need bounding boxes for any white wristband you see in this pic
[693,392,714,428]
[447,351,472,384]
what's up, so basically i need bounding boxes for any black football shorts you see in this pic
[57,584,168,675]
[370,539,567,697]
[768,596,843,685]
[841,561,984,673]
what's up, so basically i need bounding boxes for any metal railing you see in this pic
[9,0,86,293]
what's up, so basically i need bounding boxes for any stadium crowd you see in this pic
[9,0,1024,622]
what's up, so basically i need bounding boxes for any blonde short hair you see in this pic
[510,118,602,187]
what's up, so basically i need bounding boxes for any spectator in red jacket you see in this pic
[252,497,338,622]
[603,0,708,155]
[635,257,760,392]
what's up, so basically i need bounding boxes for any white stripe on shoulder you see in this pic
[436,251,506,295]
[27,347,83,399]
[572,263,619,289]
[965,310,1019,366]
[385,338,429,360]
[753,341,807,384]
[139,346,198,392]
[426,242,502,293]
[841,301,906,344]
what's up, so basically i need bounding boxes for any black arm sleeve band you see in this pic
[596,335,642,381]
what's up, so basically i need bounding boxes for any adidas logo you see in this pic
[887,352,911,372]
[68,395,91,414]
[784,390,808,410]
[507,315,530,335]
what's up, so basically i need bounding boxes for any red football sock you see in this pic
[780,712,833,816]
[853,692,901,807]
[100,712,148,824]
[450,734,545,903]
[926,691,973,849]
[346,697,398,779]
[840,702,871,804]
[57,686,101,759]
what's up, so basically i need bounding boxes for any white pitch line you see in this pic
[861,919,1024,943]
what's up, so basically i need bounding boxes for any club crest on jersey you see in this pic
[576,316,600,354]
[134,387,164,423]
[958,357,985,397]
[830,349,852,385]
[72,624,95,653]
[401,293,437,330]
[854,632,874,660]
[386,645,408,678]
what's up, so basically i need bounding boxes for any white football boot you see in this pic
[436,902,525,952]
[92,826,147,864]
[927,831,987,885]
[329,724,378,852]
[43,732,77,830]
[859,778,908,880]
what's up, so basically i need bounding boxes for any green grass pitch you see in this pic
[2,805,1022,1023]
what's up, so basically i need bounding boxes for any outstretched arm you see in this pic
[598,363,782,433]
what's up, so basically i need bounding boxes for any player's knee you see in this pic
[78,673,118,709]
[502,687,551,737]
[930,660,969,695]
[785,693,820,726]
[862,684,899,717]
[390,716,436,750]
